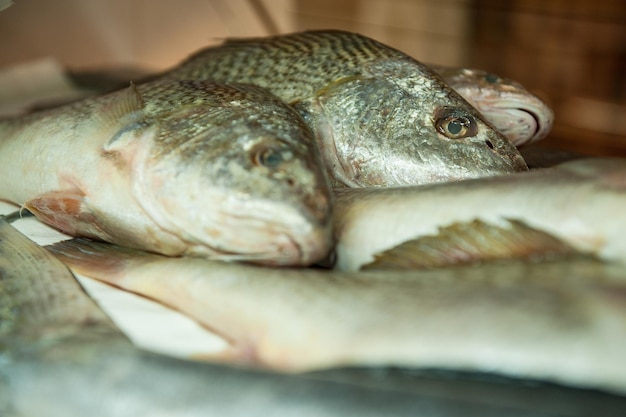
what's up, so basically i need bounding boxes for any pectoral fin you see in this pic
[25,190,106,239]
[362,219,584,270]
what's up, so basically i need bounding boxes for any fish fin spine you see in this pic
[363,218,582,270]
[25,190,107,239]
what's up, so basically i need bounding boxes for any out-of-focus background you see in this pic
[1,0,624,156]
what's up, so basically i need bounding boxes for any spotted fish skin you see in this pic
[0,80,334,266]
[155,30,528,187]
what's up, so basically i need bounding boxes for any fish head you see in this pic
[442,68,554,147]
[309,59,528,187]
[127,82,333,266]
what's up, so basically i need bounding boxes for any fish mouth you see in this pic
[501,107,542,146]
[186,233,304,266]
[186,224,330,267]
[519,107,541,138]
[133,184,331,266]
[513,105,553,144]
[487,101,554,146]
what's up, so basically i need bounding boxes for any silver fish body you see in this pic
[0,215,468,417]
[0,80,333,266]
[332,158,626,271]
[9,215,623,416]
[433,66,554,146]
[47,237,626,395]
[156,30,528,187]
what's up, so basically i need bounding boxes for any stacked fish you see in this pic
[2,30,626,407]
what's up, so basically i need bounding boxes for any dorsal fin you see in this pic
[98,82,145,130]
[362,219,585,271]
[123,81,145,112]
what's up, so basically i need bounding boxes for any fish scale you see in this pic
[0,216,121,346]
[172,31,398,101]
[0,80,333,266]
[153,30,528,187]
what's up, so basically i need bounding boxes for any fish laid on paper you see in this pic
[48,238,626,394]
[0,215,124,349]
[433,65,554,146]
[332,158,626,271]
[0,80,333,266]
[154,30,528,187]
[1,214,475,417]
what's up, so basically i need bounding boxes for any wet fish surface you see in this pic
[0,215,124,350]
[64,63,552,150]
[0,80,333,266]
[8,215,625,416]
[332,158,626,271]
[48,237,626,395]
[154,30,528,187]
[433,66,554,146]
[0,215,471,417]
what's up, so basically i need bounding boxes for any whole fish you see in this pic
[154,30,528,187]
[9,215,622,417]
[0,80,333,266]
[48,238,626,394]
[332,158,626,271]
[433,65,554,146]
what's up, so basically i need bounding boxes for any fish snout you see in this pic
[481,100,554,147]
[298,223,334,266]
[278,186,334,266]
[484,129,529,172]
[275,222,333,267]
[514,103,554,145]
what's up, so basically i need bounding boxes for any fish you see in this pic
[54,63,553,151]
[0,214,453,417]
[47,237,626,395]
[432,65,554,147]
[0,80,333,266]
[0,214,125,350]
[331,158,626,272]
[9,215,622,416]
[153,30,528,187]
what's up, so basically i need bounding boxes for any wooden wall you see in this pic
[1,0,624,156]
[470,0,626,156]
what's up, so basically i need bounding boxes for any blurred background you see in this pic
[0,0,624,156]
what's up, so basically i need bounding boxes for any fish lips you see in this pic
[132,171,334,266]
[183,206,334,266]
[457,88,555,147]
[498,104,554,146]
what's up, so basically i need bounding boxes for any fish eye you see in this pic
[251,145,285,168]
[434,108,478,139]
